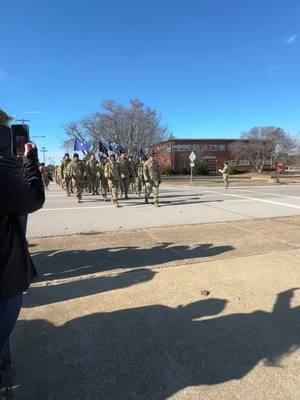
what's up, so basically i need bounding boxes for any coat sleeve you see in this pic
[0,151,45,215]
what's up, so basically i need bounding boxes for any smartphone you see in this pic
[11,124,30,156]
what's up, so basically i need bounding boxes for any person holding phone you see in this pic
[0,109,45,395]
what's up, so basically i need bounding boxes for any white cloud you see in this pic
[25,111,42,115]
[286,34,298,45]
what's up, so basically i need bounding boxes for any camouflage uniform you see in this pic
[105,159,121,207]
[68,158,85,202]
[60,159,72,195]
[55,166,61,185]
[119,159,131,199]
[128,159,137,194]
[136,161,145,197]
[144,158,161,206]
[86,158,100,195]
[99,161,109,201]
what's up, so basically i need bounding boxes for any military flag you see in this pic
[99,141,109,157]
[74,138,90,153]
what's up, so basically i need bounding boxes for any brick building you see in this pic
[148,138,250,174]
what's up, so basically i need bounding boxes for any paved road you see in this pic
[27,183,300,237]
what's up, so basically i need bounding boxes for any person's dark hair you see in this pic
[73,153,79,158]
[0,109,13,126]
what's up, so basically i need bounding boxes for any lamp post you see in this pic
[41,147,48,164]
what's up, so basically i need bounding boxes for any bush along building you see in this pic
[148,139,252,175]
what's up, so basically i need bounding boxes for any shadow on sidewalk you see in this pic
[13,289,300,400]
[24,269,156,308]
[31,242,234,282]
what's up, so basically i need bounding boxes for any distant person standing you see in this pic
[68,153,85,203]
[144,151,161,207]
[219,162,229,189]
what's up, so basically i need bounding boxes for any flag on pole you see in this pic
[139,147,148,161]
[99,141,109,157]
[74,138,90,153]
[109,141,125,156]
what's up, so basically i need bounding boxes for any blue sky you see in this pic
[1,0,300,163]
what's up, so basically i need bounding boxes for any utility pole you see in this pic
[16,119,30,125]
[41,147,48,164]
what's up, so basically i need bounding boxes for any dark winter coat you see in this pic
[0,125,45,299]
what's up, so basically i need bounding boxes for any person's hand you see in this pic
[24,142,38,162]
[24,143,35,157]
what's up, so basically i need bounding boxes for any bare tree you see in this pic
[229,127,297,173]
[63,99,169,157]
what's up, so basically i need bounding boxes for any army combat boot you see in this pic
[145,196,149,204]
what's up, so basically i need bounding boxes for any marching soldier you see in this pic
[143,150,161,207]
[55,165,61,186]
[105,153,121,207]
[60,153,72,196]
[99,156,109,201]
[119,154,131,200]
[86,154,99,195]
[68,153,85,203]
[136,158,145,197]
[128,155,137,194]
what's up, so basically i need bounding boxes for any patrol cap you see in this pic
[64,153,70,158]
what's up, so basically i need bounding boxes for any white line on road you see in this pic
[233,189,300,200]
[202,189,300,210]
[40,198,250,212]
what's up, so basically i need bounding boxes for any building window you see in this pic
[231,160,250,167]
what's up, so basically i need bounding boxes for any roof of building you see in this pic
[149,138,241,147]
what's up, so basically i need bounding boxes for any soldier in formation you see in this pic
[60,153,72,196]
[119,154,131,200]
[143,151,161,207]
[85,154,99,195]
[128,156,137,194]
[68,153,85,203]
[99,156,109,201]
[105,153,121,207]
[136,158,145,197]
[56,150,162,208]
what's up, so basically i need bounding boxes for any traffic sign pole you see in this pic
[189,152,196,185]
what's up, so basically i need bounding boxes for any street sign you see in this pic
[190,162,195,167]
[189,151,196,162]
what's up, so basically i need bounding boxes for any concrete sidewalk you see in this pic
[12,217,300,400]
